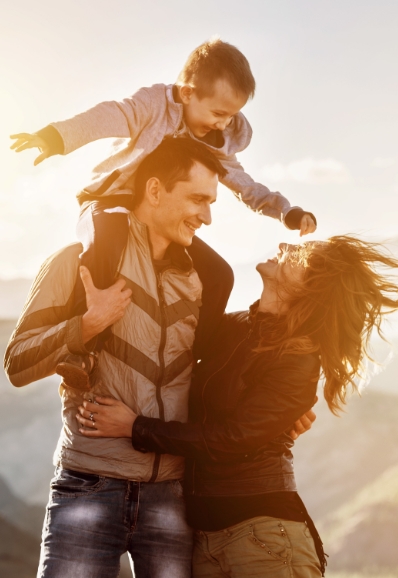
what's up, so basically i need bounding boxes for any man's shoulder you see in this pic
[39,242,82,280]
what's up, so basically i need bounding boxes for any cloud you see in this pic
[371,157,396,169]
[262,158,351,185]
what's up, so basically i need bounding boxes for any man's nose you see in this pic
[199,204,212,226]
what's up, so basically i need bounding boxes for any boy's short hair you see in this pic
[177,38,256,100]
[133,137,227,207]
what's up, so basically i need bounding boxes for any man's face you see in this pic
[181,79,247,138]
[154,161,218,247]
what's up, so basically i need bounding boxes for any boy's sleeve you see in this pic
[35,86,155,156]
[3,245,92,387]
[220,155,301,227]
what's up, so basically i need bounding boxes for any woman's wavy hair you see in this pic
[258,236,398,414]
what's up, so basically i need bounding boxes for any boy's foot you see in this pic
[56,353,97,391]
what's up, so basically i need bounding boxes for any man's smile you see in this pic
[184,221,199,233]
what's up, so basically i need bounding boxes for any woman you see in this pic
[77,236,398,577]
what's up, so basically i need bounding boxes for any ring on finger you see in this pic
[89,412,95,422]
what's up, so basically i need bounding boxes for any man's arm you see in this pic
[4,245,85,387]
[4,250,132,387]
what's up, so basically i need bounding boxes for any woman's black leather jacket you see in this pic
[132,303,320,497]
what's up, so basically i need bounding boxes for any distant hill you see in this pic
[319,465,398,573]
[294,391,398,520]
[0,514,40,578]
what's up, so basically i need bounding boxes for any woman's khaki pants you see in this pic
[192,516,322,578]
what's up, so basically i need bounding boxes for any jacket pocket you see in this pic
[51,468,106,497]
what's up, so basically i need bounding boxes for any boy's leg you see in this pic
[37,469,129,578]
[129,480,193,578]
[75,201,130,312]
[186,236,234,361]
[56,201,130,390]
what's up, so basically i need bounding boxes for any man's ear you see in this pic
[178,85,194,104]
[145,177,162,207]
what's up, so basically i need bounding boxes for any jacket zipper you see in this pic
[148,271,168,482]
[191,328,253,495]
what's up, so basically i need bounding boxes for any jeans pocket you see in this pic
[51,468,105,497]
[248,519,291,562]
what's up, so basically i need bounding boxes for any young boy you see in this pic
[10,38,316,389]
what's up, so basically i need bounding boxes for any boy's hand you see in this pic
[80,266,132,344]
[10,133,50,165]
[299,214,317,237]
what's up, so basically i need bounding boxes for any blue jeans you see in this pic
[37,469,193,578]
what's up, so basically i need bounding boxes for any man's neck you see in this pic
[132,208,170,260]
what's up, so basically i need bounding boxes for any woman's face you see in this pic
[256,243,306,289]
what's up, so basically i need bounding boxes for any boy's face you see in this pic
[179,79,247,138]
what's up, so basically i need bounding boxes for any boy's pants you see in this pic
[37,468,193,578]
[192,516,322,578]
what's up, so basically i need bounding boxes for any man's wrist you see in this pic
[81,312,104,344]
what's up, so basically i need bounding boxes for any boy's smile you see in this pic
[177,79,248,139]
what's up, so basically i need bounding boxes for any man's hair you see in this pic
[133,137,227,208]
[177,38,256,100]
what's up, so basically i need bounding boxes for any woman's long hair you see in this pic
[258,236,398,414]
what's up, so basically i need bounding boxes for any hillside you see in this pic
[319,465,398,573]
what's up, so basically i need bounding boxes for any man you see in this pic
[5,138,313,577]
[5,138,232,578]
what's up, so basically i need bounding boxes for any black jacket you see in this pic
[133,304,320,496]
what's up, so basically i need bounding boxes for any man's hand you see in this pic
[80,266,132,344]
[10,133,50,165]
[299,214,317,237]
[76,396,137,438]
[289,406,317,440]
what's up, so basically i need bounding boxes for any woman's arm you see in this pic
[77,353,319,462]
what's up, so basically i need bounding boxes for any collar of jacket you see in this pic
[165,84,253,156]
[248,300,288,341]
[130,211,193,274]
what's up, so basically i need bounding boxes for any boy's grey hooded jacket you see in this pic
[40,84,296,223]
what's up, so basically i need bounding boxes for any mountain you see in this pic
[294,390,398,521]
[0,514,40,578]
[318,465,398,573]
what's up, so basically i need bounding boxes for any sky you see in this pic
[1,0,398,309]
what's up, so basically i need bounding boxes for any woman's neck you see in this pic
[258,283,288,315]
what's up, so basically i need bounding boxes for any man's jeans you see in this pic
[37,469,193,578]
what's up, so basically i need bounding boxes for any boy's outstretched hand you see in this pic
[10,133,50,165]
[299,214,317,237]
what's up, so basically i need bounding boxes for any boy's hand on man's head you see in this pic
[299,214,317,237]
[10,133,50,165]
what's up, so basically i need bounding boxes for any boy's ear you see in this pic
[178,85,194,104]
[145,177,162,207]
